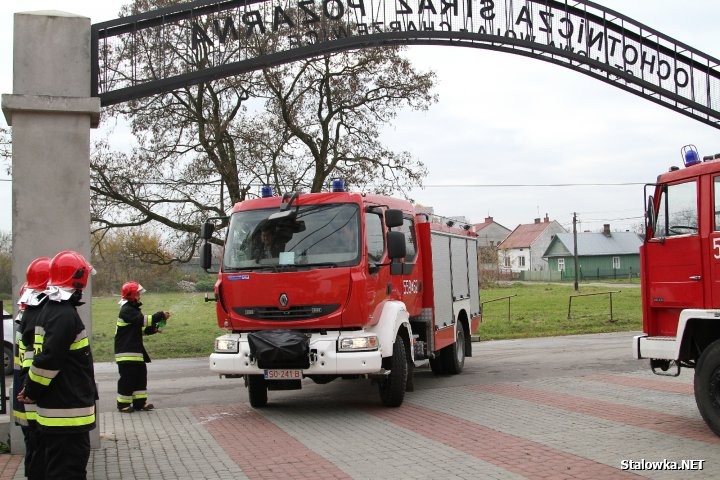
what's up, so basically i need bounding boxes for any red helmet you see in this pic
[48,251,93,290]
[26,257,51,291]
[121,281,146,301]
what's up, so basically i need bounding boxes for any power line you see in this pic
[421,182,645,187]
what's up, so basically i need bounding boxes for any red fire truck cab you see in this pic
[635,145,720,436]
[201,183,481,408]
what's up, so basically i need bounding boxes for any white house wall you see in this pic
[530,221,566,271]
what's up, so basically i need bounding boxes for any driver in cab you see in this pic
[254,225,283,260]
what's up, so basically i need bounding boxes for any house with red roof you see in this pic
[498,214,566,275]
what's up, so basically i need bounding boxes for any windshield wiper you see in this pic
[223,266,273,272]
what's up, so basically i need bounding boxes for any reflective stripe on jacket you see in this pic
[24,299,97,433]
[12,300,45,427]
[114,302,158,364]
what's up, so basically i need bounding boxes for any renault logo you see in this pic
[279,293,289,307]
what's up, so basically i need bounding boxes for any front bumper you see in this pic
[210,331,383,376]
[633,334,678,360]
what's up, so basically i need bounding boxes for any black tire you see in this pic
[379,335,408,407]
[3,343,12,376]
[429,356,445,375]
[247,375,268,408]
[694,339,720,436]
[442,322,466,375]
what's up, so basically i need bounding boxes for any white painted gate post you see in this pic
[1,11,101,453]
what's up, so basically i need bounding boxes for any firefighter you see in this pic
[12,257,50,479]
[114,281,170,413]
[253,223,283,260]
[17,250,97,480]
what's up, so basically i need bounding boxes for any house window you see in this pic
[518,256,526,268]
[558,258,565,272]
[504,256,510,267]
[613,256,620,269]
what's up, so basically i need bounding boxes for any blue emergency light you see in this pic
[331,178,345,192]
[682,145,700,167]
[261,185,273,197]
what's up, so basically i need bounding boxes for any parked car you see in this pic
[3,308,13,376]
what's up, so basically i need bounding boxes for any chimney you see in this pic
[603,224,611,236]
[534,218,541,224]
[485,216,493,223]
[544,214,550,223]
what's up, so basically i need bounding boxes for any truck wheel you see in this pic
[443,322,466,375]
[694,339,720,436]
[247,375,268,408]
[379,335,407,407]
[429,356,445,375]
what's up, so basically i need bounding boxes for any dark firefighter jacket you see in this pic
[114,301,163,364]
[24,299,97,433]
[12,295,46,426]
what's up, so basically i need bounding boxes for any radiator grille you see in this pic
[233,304,340,321]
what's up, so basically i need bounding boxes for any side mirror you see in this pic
[645,195,655,237]
[387,231,406,259]
[200,221,215,240]
[200,242,213,270]
[385,209,404,228]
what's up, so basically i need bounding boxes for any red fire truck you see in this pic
[635,145,720,436]
[200,181,481,408]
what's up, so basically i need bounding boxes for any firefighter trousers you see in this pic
[117,361,149,410]
[35,430,90,480]
[21,425,44,480]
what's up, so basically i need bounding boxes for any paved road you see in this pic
[2,331,718,479]
[91,331,641,411]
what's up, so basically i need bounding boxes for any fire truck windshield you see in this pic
[222,203,361,270]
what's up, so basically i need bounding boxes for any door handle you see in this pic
[689,275,702,281]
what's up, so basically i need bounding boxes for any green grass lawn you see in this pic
[91,292,224,362]
[478,282,642,340]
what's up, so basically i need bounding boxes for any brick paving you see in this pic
[2,337,719,479]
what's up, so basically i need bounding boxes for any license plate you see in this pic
[264,369,302,380]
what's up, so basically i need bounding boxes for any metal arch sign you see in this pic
[92,0,720,129]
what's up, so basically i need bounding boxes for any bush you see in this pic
[194,275,217,292]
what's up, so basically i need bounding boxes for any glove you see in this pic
[152,311,170,330]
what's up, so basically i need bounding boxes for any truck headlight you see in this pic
[215,337,239,353]
[338,335,379,352]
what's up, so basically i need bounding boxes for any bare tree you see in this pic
[0,231,11,296]
[0,127,10,176]
[260,48,432,196]
[90,229,179,294]
[91,0,436,263]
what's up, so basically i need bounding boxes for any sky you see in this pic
[2,0,720,236]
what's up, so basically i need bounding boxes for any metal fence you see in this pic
[559,267,639,282]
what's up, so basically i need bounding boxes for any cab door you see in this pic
[708,175,720,309]
[396,216,423,316]
[644,179,703,336]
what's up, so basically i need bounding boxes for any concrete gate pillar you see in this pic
[1,11,101,453]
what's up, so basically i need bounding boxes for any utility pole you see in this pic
[573,212,579,291]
